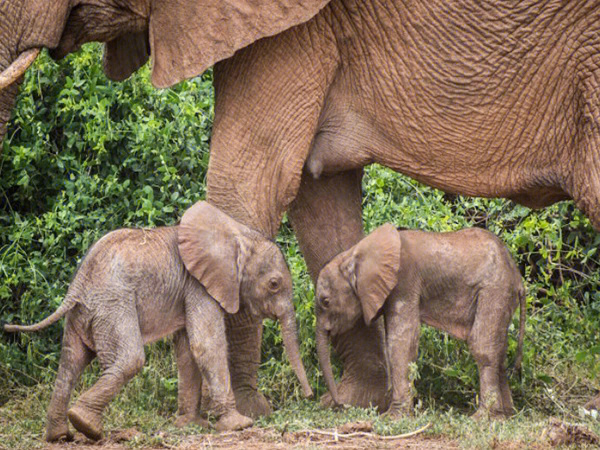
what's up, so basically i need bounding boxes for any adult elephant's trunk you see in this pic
[316,320,340,405]
[0,49,39,146]
[279,310,313,398]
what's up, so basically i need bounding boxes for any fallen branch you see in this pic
[299,422,431,441]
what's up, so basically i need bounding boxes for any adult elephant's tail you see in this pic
[4,294,77,333]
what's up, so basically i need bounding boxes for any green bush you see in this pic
[1,44,211,399]
[1,44,599,420]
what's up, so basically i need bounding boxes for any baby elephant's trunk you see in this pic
[279,311,313,398]
[513,287,526,374]
[316,320,340,405]
[4,295,77,333]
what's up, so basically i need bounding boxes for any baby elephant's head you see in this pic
[315,223,400,404]
[178,200,312,398]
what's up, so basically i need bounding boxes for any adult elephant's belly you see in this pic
[311,77,576,210]
[368,66,577,209]
[308,0,594,210]
[375,102,575,211]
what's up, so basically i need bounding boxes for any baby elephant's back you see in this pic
[404,227,522,293]
[454,228,522,289]
[75,227,188,307]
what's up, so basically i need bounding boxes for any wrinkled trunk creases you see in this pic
[316,322,340,405]
[279,312,313,398]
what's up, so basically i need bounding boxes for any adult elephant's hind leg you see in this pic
[288,169,390,411]
[569,70,600,411]
[574,184,600,411]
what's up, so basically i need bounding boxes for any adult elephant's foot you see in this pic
[174,413,210,429]
[320,376,390,411]
[381,400,414,419]
[201,384,272,419]
[584,393,600,411]
[471,406,508,421]
[67,404,103,441]
[234,387,273,418]
[45,420,73,442]
[321,319,390,411]
[214,410,253,432]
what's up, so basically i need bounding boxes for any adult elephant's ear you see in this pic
[148,0,331,88]
[103,32,149,82]
[178,201,250,314]
[339,224,401,326]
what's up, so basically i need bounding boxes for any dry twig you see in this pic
[300,422,431,441]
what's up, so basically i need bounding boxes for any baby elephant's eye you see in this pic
[321,297,330,308]
[268,277,281,292]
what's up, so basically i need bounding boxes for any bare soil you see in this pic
[43,427,460,449]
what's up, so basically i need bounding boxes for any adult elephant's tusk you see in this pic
[0,48,41,90]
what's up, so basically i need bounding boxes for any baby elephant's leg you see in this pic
[384,297,421,417]
[45,325,93,442]
[173,330,209,428]
[185,288,253,431]
[498,363,515,416]
[68,307,145,440]
[468,290,514,418]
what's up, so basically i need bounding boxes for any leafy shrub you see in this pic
[1,44,211,400]
[1,44,599,419]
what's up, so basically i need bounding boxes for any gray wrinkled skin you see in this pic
[316,226,525,418]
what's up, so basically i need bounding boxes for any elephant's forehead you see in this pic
[316,267,335,292]
[254,241,284,265]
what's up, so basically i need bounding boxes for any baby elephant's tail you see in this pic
[513,287,526,374]
[4,295,78,333]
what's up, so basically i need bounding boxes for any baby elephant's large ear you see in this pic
[178,201,249,314]
[340,224,401,326]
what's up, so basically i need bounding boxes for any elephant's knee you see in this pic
[121,352,145,380]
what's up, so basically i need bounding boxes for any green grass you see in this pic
[3,381,600,449]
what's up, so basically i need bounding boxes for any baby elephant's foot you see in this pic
[45,420,73,442]
[67,404,103,441]
[174,414,210,429]
[215,410,253,432]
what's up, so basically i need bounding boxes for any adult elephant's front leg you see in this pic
[225,310,271,417]
[203,19,339,416]
[288,169,390,411]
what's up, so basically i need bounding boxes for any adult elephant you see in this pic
[2,0,600,413]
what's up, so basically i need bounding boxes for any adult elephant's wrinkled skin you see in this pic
[2,0,600,412]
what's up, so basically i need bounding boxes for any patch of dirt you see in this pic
[42,418,600,450]
[541,417,600,447]
[43,426,460,449]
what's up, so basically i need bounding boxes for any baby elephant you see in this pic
[5,201,312,441]
[315,224,525,418]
